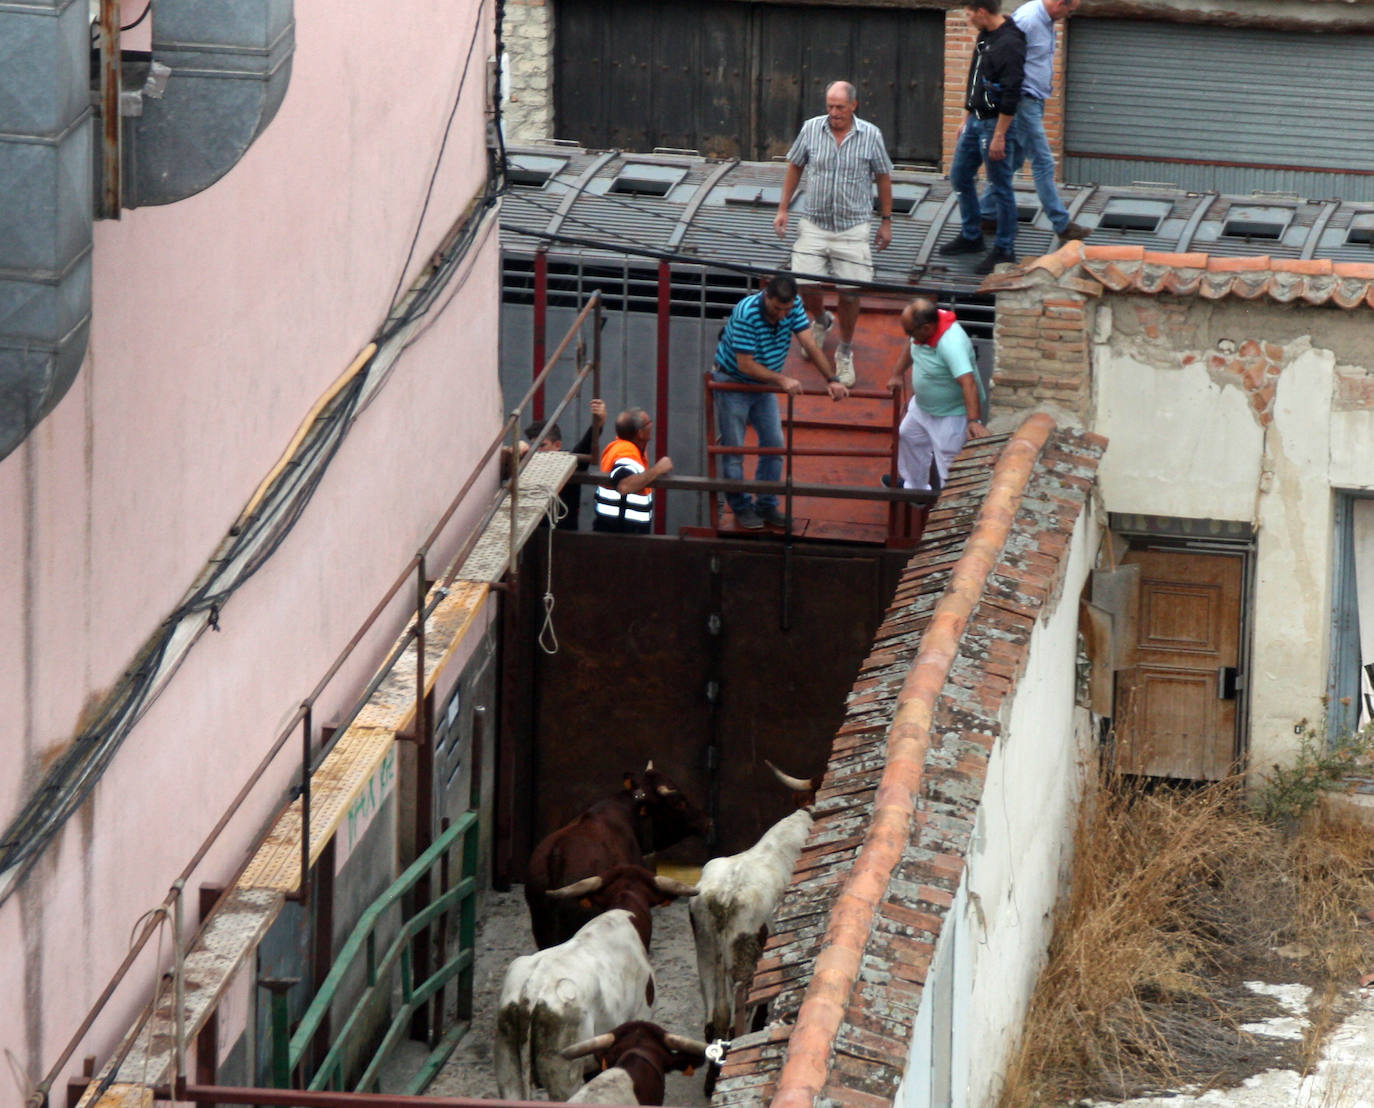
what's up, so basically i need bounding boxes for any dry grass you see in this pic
[997,774,1374,1106]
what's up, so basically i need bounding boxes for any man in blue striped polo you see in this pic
[774,81,894,389]
[713,274,849,531]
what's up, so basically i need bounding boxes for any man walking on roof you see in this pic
[979,0,1088,244]
[938,0,1028,276]
[774,80,894,389]
[885,297,988,492]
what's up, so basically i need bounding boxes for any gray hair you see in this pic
[826,81,857,104]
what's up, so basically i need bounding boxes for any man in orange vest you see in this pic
[593,408,673,534]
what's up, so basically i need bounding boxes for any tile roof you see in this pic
[711,413,1104,1108]
[980,241,1374,308]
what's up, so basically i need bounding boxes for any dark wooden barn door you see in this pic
[555,0,944,163]
[1114,550,1243,781]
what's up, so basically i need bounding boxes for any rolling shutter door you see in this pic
[1064,20,1374,200]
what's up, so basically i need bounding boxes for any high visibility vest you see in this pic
[594,440,654,531]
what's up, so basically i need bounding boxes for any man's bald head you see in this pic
[901,297,941,338]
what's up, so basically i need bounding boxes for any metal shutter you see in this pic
[1064,19,1374,200]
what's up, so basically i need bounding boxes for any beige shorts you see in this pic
[790,218,874,286]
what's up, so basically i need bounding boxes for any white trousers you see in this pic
[897,399,968,491]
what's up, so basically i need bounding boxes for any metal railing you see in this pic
[281,813,480,1094]
[40,294,604,1108]
[702,374,924,541]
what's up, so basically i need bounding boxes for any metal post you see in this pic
[533,248,548,421]
[704,374,719,531]
[655,259,671,535]
[259,978,298,1088]
[172,881,186,1088]
[781,393,795,632]
[507,417,520,584]
[298,705,312,906]
[196,886,223,1087]
[592,300,603,400]
[411,555,434,1042]
[97,0,122,218]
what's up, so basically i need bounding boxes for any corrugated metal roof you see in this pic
[501,146,1374,297]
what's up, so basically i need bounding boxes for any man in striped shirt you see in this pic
[713,274,849,531]
[774,81,894,390]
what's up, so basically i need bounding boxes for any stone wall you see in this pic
[502,0,554,145]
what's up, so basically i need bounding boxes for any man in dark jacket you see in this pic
[937,0,1027,275]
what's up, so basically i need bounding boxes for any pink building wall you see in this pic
[0,0,503,1092]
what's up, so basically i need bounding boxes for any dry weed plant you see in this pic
[997,773,1374,1106]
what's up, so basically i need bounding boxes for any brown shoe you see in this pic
[1058,221,1090,242]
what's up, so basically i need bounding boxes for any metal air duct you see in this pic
[0,0,93,462]
[0,0,295,463]
[121,0,295,207]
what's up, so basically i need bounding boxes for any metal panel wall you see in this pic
[1064,19,1374,200]
[555,0,943,162]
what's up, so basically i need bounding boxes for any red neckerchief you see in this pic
[920,309,958,348]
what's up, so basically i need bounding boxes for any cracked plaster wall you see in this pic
[1092,295,1374,778]
[895,506,1097,1108]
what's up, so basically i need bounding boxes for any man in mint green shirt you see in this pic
[884,297,989,490]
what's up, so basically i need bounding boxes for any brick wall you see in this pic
[940,5,1070,178]
[991,278,1093,416]
[502,0,554,144]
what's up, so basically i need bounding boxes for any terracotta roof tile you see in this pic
[711,418,1104,1108]
[980,242,1374,310]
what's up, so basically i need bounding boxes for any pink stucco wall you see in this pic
[0,0,502,1090]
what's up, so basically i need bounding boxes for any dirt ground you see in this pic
[428,887,711,1105]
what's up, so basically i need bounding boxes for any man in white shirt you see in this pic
[981,0,1088,243]
[774,81,894,388]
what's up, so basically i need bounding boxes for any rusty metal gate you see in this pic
[554,0,945,163]
[496,530,909,881]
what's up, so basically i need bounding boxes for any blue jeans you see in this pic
[979,97,1070,234]
[713,373,782,513]
[951,116,1018,253]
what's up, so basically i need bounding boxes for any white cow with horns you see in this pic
[495,867,698,1101]
[689,763,822,1047]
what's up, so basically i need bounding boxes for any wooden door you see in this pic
[1115,550,1243,780]
[554,0,944,162]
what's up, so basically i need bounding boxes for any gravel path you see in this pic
[428,887,711,1105]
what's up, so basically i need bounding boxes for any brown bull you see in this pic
[525,762,711,949]
[562,1021,708,1105]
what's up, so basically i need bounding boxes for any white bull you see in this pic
[689,806,813,1042]
[494,908,655,1101]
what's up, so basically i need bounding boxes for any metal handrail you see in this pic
[283,813,480,1093]
[36,295,604,1108]
[702,374,913,538]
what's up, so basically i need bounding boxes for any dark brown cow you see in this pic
[548,864,698,951]
[525,763,712,948]
[561,1021,708,1105]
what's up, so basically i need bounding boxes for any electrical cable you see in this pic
[386,2,488,315]
[0,0,503,905]
[122,1,152,31]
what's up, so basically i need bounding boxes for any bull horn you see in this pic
[662,1033,709,1056]
[560,1032,616,1060]
[645,760,654,772]
[766,760,817,793]
[547,875,605,899]
[654,875,700,897]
